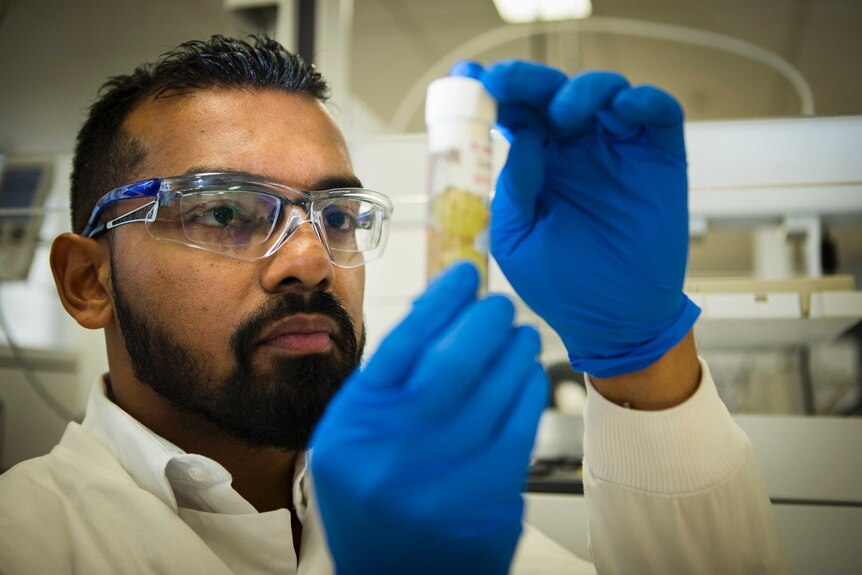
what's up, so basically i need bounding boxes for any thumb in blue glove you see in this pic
[452,60,700,378]
[310,262,548,575]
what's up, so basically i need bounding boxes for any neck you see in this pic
[106,374,298,513]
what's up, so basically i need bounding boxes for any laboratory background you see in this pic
[1,0,861,573]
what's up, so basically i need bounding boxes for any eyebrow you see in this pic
[181,166,364,191]
[310,174,364,191]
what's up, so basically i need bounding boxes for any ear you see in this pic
[50,233,113,329]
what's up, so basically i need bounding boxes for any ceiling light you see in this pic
[493,0,593,23]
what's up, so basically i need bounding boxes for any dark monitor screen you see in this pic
[0,169,44,221]
[0,159,53,281]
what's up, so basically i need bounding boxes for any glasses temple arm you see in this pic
[81,179,162,237]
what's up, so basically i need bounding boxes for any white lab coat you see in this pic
[0,359,786,574]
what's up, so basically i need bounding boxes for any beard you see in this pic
[109,258,364,452]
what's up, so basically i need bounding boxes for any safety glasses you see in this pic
[81,172,393,268]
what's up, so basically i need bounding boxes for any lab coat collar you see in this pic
[80,376,310,516]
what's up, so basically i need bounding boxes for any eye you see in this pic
[323,206,357,232]
[188,203,254,228]
[211,206,237,227]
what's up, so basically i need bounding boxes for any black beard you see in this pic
[110,255,364,452]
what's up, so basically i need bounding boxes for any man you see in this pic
[0,35,785,573]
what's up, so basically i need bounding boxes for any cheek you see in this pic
[124,249,253,347]
[168,263,253,325]
[336,267,365,332]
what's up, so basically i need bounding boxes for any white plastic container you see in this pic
[425,76,497,291]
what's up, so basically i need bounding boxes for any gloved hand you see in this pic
[310,262,548,575]
[452,61,701,378]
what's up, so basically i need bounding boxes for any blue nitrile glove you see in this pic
[310,262,548,575]
[451,60,701,378]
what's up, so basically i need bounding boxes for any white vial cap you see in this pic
[425,76,497,127]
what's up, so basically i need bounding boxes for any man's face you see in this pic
[107,89,366,450]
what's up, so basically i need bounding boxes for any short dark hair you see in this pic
[70,34,330,234]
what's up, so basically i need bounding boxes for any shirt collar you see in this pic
[80,376,310,516]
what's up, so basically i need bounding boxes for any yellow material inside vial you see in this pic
[431,187,489,236]
[428,186,490,283]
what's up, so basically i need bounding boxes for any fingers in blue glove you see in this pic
[485,361,549,473]
[611,85,686,160]
[362,262,480,388]
[548,71,631,138]
[441,359,549,513]
[450,325,546,455]
[404,294,518,424]
[310,265,544,575]
[411,324,544,459]
[450,60,551,141]
[464,62,560,250]
[449,59,485,80]
[481,60,568,109]
[491,129,545,256]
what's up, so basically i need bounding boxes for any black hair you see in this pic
[70,34,330,234]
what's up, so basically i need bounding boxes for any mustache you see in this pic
[231,291,358,361]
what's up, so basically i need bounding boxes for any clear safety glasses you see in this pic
[81,172,393,268]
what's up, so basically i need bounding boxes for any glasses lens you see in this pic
[145,182,389,265]
[317,198,385,265]
[144,190,283,258]
[178,191,281,253]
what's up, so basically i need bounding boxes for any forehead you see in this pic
[123,88,354,188]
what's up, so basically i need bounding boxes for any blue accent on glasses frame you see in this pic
[81,178,162,238]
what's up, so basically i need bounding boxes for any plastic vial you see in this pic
[425,76,497,292]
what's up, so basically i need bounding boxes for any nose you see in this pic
[259,219,335,293]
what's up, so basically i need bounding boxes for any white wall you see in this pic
[0,0,247,155]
